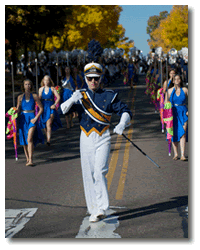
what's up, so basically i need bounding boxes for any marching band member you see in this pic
[62,66,76,91]
[61,62,132,222]
[72,66,85,89]
[16,79,44,166]
[128,58,135,89]
[39,75,62,146]
[181,56,188,85]
[164,74,188,161]
[163,68,176,94]
[60,66,76,129]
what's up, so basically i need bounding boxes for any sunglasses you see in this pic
[86,76,101,81]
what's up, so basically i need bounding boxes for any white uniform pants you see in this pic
[80,129,111,215]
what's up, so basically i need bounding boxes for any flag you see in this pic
[157,88,165,132]
[54,86,61,110]
[163,101,173,156]
[5,107,18,160]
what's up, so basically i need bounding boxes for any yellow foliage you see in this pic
[117,40,135,58]
[44,5,124,51]
[45,36,63,51]
[148,5,188,52]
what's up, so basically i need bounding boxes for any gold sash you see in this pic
[81,91,111,125]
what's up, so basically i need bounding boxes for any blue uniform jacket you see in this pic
[74,88,132,136]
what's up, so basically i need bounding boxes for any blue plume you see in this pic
[87,39,103,63]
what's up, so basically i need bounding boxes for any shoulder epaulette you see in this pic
[103,89,118,103]
[80,88,87,92]
[105,89,115,93]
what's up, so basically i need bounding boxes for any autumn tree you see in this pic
[116,38,135,58]
[44,5,129,51]
[5,5,72,72]
[5,5,135,69]
[146,11,169,42]
[148,5,188,53]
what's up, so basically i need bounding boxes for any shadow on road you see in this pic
[5,76,162,163]
[112,196,188,221]
[5,197,87,210]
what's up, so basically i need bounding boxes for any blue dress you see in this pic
[128,63,134,81]
[62,75,76,91]
[19,94,44,146]
[62,88,73,103]
[59,88,74,115]
[170,88,188,142]
[40,87,62,131]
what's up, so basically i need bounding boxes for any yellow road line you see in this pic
[115,86,136,200]
[106,135,123,191]
[115,126,134,200]
[106,88,133,191]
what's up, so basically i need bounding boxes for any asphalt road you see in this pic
[5,75,188,239]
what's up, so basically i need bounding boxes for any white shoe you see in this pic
[89,210,105,223]
[89,214,100,223]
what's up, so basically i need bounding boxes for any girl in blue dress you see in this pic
[163,68,176,94]
[128,59,135,89]
[72,66,84,89]
[39,75,62,146]
[79,66,88,89]
[16,79,44,166]
[61,85,73,128]
[60,66,77,128]
[61,66,76,91]
[165,74,188,161]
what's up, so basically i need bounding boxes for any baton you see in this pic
[35,58,39,93]
[11,62,15,107]
[81,98,160,168]
[57,55,59,86]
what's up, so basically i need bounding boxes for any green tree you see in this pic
[5,5,72,72]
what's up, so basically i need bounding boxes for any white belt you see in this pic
[22,110,35,113]
[174,104,186,106]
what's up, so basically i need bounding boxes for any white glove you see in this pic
[71,90,83,103]
[61,90,83,114]
[113,112,131,135]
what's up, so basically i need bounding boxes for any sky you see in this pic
[118,5,173,56]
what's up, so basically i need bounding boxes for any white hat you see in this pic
[84,62,103,77]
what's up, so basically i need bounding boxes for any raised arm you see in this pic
[38,87,43,99]
[164,87,173,104]
[163,80,168,94]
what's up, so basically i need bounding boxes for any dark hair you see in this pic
[65,65,71,71]
[166,69,176,89]
[70,67,78,84]
[168,68,176,76]
[21,79,34,92]
[174,74,183,88]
